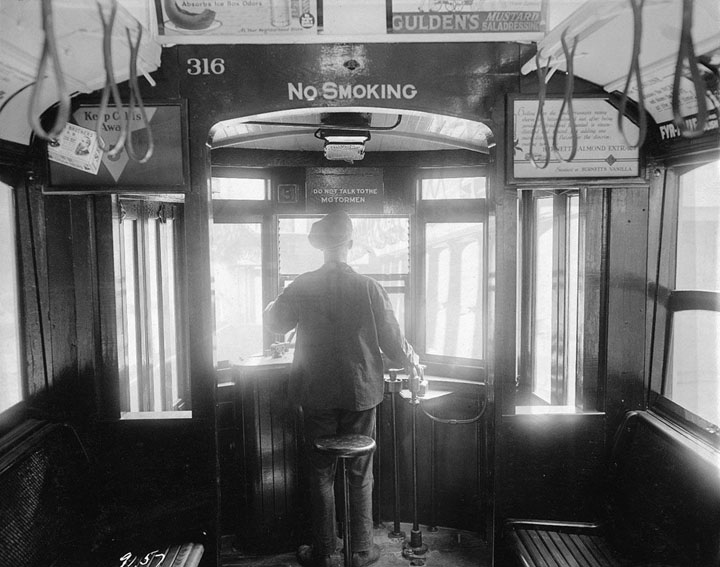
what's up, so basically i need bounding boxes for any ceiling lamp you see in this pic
[316,128,371,163]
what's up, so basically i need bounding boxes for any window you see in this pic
[518,190,581,409]
[421,176,486,200]
[115,199,190,419]
[656,159,720,436]
[210,211,411,364]
[211,222,263,363]
[424,222,483,359]
[0,182,22,414]
[418,172,487,372]
[211,177,268,200]
[209,168,488,379]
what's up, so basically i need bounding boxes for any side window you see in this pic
[517,189,584,411]
[115,199,190,418]
[211,176,268,201]
[417,173,487,374]
[0,182,23,414]
[654,159,720,439]
[211,222,263,364]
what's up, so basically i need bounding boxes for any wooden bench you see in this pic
[0,420,205,567]
[505,410,720,567]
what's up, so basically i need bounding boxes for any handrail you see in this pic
[672,0,708,139]
[617,0,647,149]
[552,30,578,162]
[419,381,487,425]
[28,0,71,142]
[125,23,154,163]
[529,50,552,169]
[96,0,128,157]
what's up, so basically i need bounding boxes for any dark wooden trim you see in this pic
[17,176,51,397]
[95,195,122,419]
[578,188,606,412]
[70,196,101,420]
[0,140,29,187]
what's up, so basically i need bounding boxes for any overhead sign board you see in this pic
[387,0,546,35]
[154,0,546,44]
[154,0,320,42]
[47,103,188,192]
[306,168,384,213]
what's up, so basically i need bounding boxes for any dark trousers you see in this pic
[302,407,376,556]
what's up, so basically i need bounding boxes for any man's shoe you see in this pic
[352,543,381,567]
[296,544,332,567]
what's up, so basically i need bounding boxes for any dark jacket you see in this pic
[264,261,416,411]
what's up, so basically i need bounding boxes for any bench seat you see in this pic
[507,521,623,567]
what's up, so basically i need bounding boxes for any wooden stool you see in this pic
[313,434,376,567]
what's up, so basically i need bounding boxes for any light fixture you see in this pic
[315,128,371,163]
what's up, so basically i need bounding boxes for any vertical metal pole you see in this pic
[390,391,405,537]
[429,418,438,532]
[342,458,352,567]
[409,399,422,548]
[403,368,427,558]
[386,372,405,540]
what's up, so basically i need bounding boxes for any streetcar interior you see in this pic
[0,1,719,567]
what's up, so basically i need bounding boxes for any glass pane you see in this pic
[676,161,720,291]
[388,292,406,337]
[211,223,263,363]
[158,218,181,410]
[566,195,579,406]
[147,218,162,411]
[0,184,22,414]
[667,311,720,426]
[425,222,484,359]
[122,220,140,413]
[211,177,267,200]
[278,217,323,275]
[162,220,180,407]
[278,216,410,276]
[421,177,486,200]
[532,197,553,403]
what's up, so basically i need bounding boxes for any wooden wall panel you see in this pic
[604,188,651,435]
[497,413,606,522]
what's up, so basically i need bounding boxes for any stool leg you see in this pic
[341,458,352,567]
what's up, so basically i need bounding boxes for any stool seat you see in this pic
[313,434,376,458]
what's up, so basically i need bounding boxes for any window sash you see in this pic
[116,200,189,417]
[416,174,488,372]
[520,190,581,408]
[649,158,720,444]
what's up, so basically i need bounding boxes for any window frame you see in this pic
[210,166,492,381]
[648,159,720,446]
[516,187,605,412]
[211,217,267,365]
[114,197,191,419]
[415,169,488,379]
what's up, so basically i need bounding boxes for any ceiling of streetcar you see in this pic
[209,108,495,154]
[1,0,718,149]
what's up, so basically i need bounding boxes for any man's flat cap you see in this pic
[308,210,353,250]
